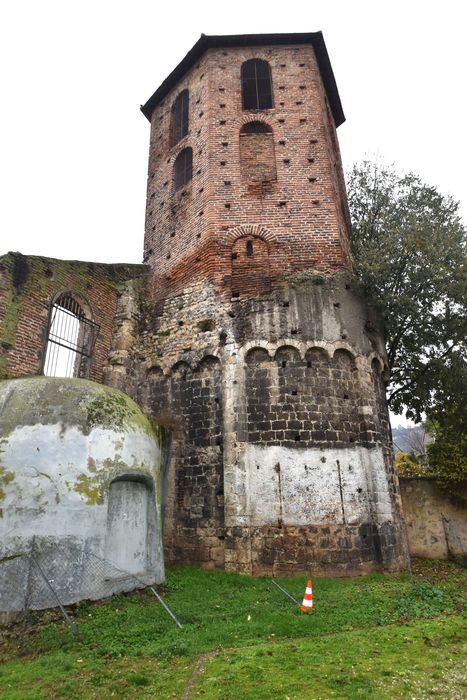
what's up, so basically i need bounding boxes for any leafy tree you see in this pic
[347,161,466,422]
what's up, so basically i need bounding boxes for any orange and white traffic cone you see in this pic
[300,580,313,612]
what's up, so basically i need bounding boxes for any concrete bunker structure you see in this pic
[0,377,164,619]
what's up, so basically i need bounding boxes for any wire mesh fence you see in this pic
[0,540,168,639]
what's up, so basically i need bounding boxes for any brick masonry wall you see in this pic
[0,252,146,382]
[143,43,351,304]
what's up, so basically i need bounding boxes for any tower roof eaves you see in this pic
[140,32,345,127]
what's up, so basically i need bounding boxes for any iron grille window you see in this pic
[171,90,189,146]
[174,147,193,190]
[43,293,99,378]
[241,59,273,110]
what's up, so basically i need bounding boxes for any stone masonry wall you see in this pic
[104,273,409,575]
[400,478,467,561]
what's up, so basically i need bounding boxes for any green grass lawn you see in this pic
[0,559,465,699]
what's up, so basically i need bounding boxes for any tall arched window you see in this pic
[239,121,276,182]
[43,292,99,378]
[241,59,273,110]
[174,147,193,190]
[171,90,189,146]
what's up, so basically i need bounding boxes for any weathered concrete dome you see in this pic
[0,377,165,618]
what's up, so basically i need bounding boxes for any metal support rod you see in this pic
[271,579,300,605]
[30,555,83,641]
[150,587,183,629]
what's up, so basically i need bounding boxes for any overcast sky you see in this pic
[1,0,465,265]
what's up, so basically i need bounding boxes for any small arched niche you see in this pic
[231,236,271,299]
[105,474,157,577]
[239,121,277,184]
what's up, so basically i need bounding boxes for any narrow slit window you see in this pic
[174,147,193,190]
[171,90,189,146]
[246,240,253,256]
[241,59,273,110]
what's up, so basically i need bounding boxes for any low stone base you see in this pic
[165,520,409,577]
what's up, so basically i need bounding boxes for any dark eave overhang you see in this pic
[140,32,345,127]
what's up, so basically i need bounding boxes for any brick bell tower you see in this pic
[107,33,409,576]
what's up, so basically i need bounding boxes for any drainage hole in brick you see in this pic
[294,434,301,442]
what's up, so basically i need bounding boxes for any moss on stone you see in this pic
[0,377,160,442]
[0,466,15,501]
[73,472,107,505]
[0,357,9,381]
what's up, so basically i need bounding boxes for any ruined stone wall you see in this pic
[0,252,146,382]
[105,273,409,576]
